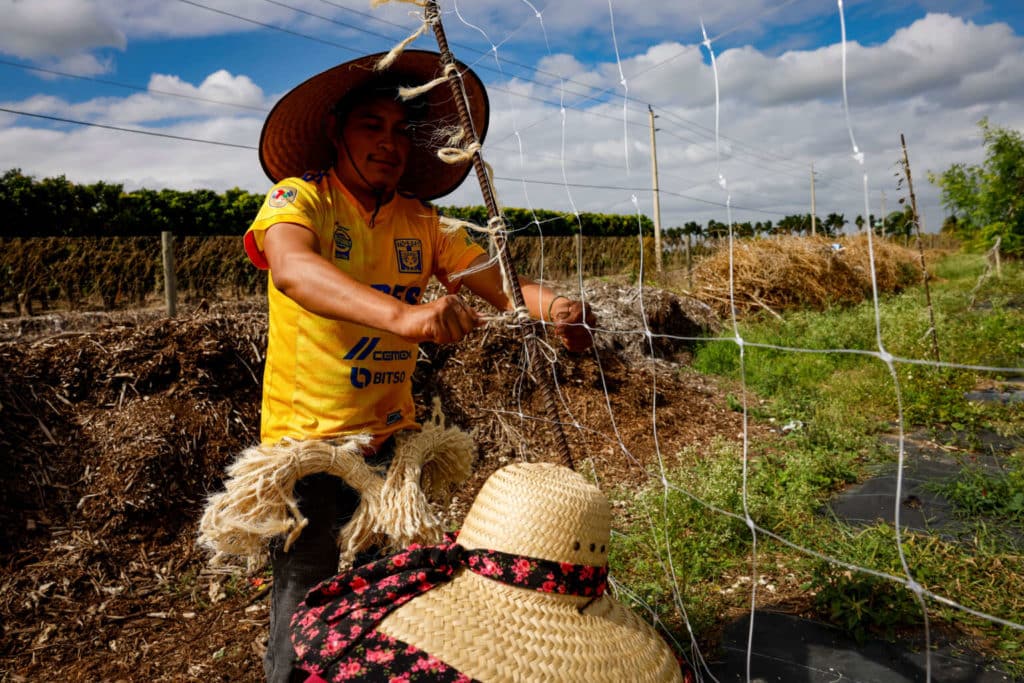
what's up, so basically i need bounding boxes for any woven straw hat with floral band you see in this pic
[259,49,489,201]
[290,462,684,682]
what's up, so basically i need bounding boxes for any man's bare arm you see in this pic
[458,254,595,352]
[262,222,482,344]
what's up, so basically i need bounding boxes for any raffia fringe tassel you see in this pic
[198,408,475,568]
[361,408,476,556]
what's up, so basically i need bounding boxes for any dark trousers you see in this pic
[263,445,392,683]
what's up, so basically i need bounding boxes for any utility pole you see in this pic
[879,190,887,237]
[810,161,817,237]
[648,105,663,274]
[161,231,177,317]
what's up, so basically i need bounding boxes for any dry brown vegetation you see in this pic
[691,234,924,318]
[0,280,756,680]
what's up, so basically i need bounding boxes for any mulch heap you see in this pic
[691,234,923,318]
[0,280,755,681]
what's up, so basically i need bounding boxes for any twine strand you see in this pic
[374,5,431,71]
[399,63,458,99]
[198,411,474,569]
[437,140,481,164]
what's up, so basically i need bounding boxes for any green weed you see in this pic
[931,453,1024,522]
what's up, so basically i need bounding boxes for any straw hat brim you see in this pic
[377,463,682,682]
[259,50,489,201]
[377,569,683,682]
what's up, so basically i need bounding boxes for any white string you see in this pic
[699,19,761,683]
[607,0,631,173]
[437,141,481,164]
[835,2,931,680]
[367,4,1024,680]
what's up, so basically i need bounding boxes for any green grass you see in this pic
[929,451,1024,522]
[614,252,1024,674]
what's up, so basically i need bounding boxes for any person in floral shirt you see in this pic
[290,463,688,683]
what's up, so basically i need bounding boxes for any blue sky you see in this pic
[2,0,1023,231]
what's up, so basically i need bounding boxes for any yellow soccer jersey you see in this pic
[245,168,485,447]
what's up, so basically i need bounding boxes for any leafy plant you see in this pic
[932,458,1024,521]
[929,119,1024,257]
[805,560,921,644]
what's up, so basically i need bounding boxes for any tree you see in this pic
[777,214,803,235]
[1,169,39,236]
[705,219,729,239]
[823,212,846,237]
[929,118,1024,255]
[884,208,914,240]
[682,221,703,240]
[735,221,755,238]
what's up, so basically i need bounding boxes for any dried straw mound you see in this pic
[691,235,921,318]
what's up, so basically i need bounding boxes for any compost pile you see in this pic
[0,283,752,682]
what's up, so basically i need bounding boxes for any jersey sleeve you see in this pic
[431,207,488,292]
[244,178,324,270]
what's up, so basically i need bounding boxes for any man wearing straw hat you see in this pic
[198,49,594,682]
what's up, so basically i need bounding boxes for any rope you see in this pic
[198,405,475,569]
[399,63,458,99]
[437,140,482,164]
[438,215,502,237]
[374,3,431,71]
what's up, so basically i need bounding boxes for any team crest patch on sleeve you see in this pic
[268,186,297,208]
[394,239,423,274]
[333,223,352,260]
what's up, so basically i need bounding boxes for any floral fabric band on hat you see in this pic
[291,532,608,680]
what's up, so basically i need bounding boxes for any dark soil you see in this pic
[0,284,754,681]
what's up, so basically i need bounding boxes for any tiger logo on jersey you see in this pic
[394,239,423,274]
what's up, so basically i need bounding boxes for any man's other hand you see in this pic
[550,299,596,353]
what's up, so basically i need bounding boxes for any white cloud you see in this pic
[611,13,1024,111]
[0,0,125,59]
[453,12,1024,231]
[147,71,268,110]
[48,53,116,78]
[2,70,270,126]
[0,114,264,191]
[0,0,422,78]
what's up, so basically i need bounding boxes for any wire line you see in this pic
[0,107,257,150]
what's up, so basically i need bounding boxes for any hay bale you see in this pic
[691,235,920,318]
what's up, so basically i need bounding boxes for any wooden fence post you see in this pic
[574,232,582,277]
[161,231,177,317]
[992,236,1002,279]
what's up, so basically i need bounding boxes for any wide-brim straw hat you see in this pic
[376,462,683,682]
[259,49,489,201]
